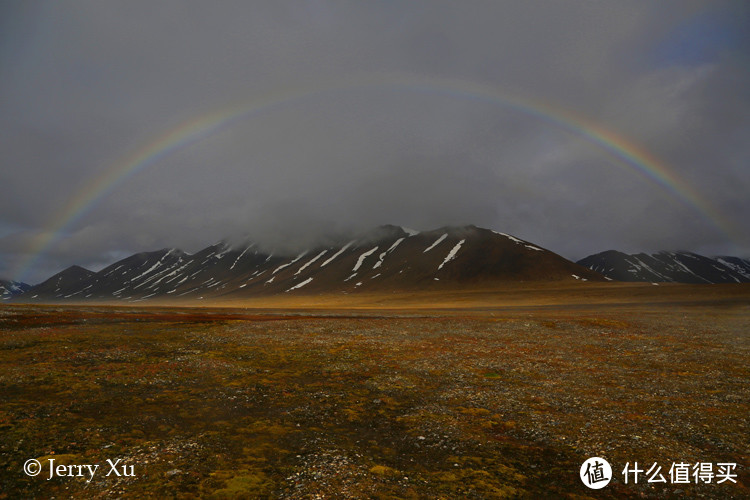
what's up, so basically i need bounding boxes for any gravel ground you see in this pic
[0,302,747,498]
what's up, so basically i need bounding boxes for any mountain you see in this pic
[18,225,604,303]
[577,250,750,284]
[22,265,97,299]
[0,279,30,300]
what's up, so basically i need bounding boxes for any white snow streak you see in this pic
[438,239,465,270]
[129,249,180,286]
[137,260,190,289]
[627,257,670,281]
[493,231,524,244]
[104,265,124,276]
[353,246,378,271]
[230,243,255,270]
[717,258,750,279]
[273,251,307,275]
[492,231,544,252]
[423,234,447,253]
[214,244,230,260]
[286,278,313,292]
[129,257,167,283]
[373,238,404,269]
[295,250,327,275]
[671,258,712,283]
[162,264,191,285]
[321,240,355,267]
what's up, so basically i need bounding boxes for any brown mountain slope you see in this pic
[20,225,604,303]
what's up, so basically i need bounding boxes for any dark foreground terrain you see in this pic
[0,286,748,498]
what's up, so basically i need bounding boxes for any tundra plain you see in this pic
[1,283,748,498]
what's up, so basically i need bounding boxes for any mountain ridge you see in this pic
[14,225,604,303]
[11,226,750,304]
[577,250,750,284]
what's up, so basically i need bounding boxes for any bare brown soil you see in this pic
[1,283,748,498]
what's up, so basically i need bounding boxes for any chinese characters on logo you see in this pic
[622,462,737,485]
[581,458,738,489]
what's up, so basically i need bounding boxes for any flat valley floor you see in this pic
[1,283,748,498]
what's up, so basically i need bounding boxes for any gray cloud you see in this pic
[1,1,748,284]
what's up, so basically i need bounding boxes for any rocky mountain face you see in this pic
[577,250,750,284]
[17,225,603,303]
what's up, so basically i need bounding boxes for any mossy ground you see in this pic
[0,303,747,498]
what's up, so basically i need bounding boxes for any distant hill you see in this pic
[0,279,30,300]
[18,225,603,303]
[577,250,750,284]
[22,265,96,299]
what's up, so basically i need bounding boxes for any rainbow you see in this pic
[13,73,742,282]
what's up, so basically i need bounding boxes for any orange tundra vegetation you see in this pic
[0,284,748,498]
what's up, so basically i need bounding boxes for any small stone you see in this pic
[165,469,182,478]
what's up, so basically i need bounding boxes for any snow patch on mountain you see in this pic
[353,247,378,272]
[438,239,465,270]
[295,250,328,276]
[320,240,354,267]
[424,234,447,253]
[286,277,313,292]
[230,243,255,270]
[373,238,404,269]
[273,251,307,275]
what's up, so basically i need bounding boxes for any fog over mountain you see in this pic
[1,2,748,284]
[16,226,606,303]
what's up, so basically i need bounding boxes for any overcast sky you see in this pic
[2,1,749,284]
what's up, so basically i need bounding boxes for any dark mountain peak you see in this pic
[595,250,629,258]
[61,265,95,278]
[26,265,96,298]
